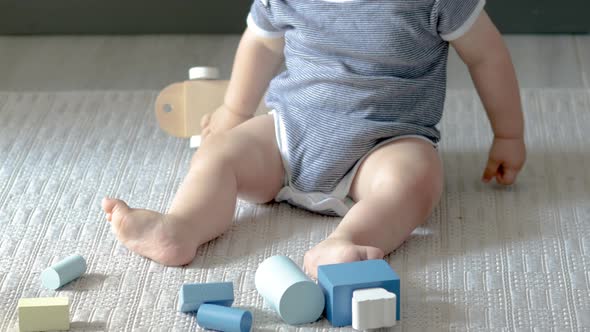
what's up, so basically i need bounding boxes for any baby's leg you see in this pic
[304,137,443,277]
[102,115,284,266]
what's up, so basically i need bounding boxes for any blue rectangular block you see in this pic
[178,282,234,313]
[318,260,400,327]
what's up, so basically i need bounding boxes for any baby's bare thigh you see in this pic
[197,114,285,203]
[349,137,443,202]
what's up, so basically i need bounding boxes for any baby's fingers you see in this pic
[201,127,211,143]
[497,167,518,185]
[482,158,500,183]
[200,113,211,129]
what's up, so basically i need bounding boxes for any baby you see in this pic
[102,0,526,278]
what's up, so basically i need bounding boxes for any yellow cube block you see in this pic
[18,297,70,332]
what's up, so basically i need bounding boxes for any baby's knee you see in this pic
[375,164,443,204]
[191,132,239,168]
[411,166,443,202]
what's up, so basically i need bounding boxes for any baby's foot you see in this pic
[101,197,197,266]
[303,237,385,279]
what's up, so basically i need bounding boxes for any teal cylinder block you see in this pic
[41,254,86,290]
[255,255,325,325]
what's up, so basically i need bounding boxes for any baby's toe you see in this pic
[101,197,116,214]
[360,245,385,260]
[102,197,130,228]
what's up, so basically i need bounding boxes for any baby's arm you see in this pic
[201,28,285,139]
[224,28,285,117]
[451,10,526,185]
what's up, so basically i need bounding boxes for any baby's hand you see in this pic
[482,136,526,185]
[200,104,253,142]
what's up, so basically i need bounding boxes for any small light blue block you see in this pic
[41,254,87,290]
[178,282,234,313]
[197,303,252,332]
[318,260,400,327]
[255,255,325,325]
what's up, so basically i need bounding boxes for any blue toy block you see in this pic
[41,254,87,290]
[255,255,325,325]
[318,259,400,327]
[178,282,234,313]
[197,303,252,332]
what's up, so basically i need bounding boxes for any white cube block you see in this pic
[190,135,202,148]
[352,288,396,330]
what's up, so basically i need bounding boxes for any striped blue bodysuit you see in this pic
[247,0,485,216]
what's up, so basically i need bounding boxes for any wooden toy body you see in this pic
[155,79,268,138]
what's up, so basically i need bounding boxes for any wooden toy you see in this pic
[317,259,400,327]
[178,282,234,313]
[154,66,268,147]
[41,254,87,290]
[197,303,252,332]
[352,288,396,330]
[255,255,325,325]
[18,297,69,331]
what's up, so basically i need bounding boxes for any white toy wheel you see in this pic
[188,67,220,80]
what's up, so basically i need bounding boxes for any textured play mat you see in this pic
[0,89,589,331]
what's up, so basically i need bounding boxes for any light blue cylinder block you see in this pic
[41,254,86,290]
[197,304,252,332]
[255,255,325,325]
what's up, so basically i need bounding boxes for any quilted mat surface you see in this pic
[0,90,589,331]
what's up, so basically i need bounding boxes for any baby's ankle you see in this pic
[326,231,356,244]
